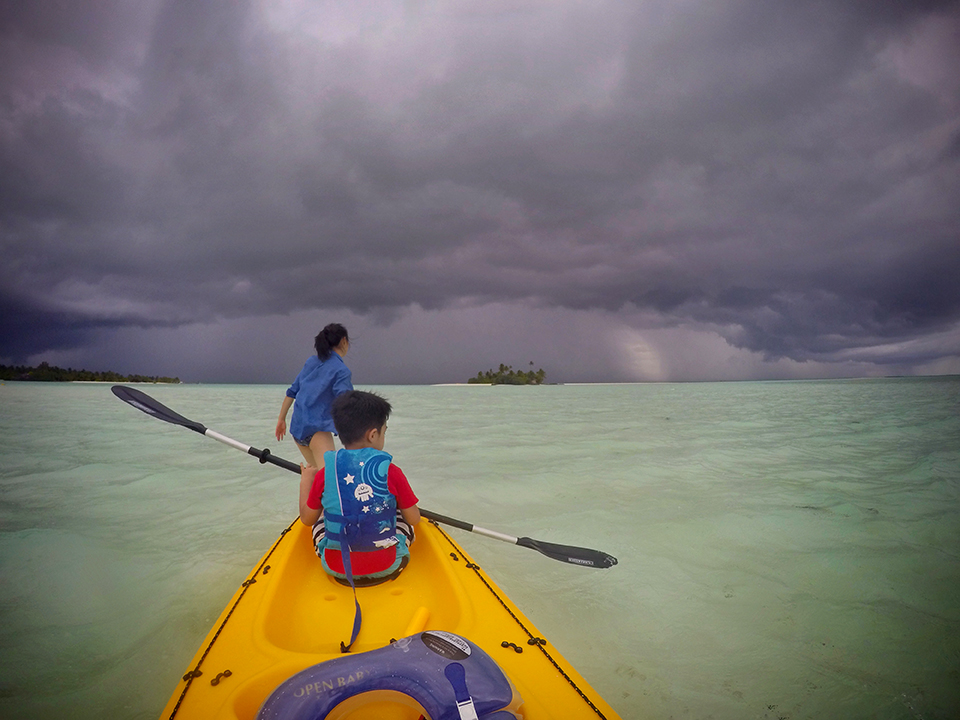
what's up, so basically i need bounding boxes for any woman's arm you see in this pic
[276,395,295,441]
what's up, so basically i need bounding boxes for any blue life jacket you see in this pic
[318,448,406,577]
[318,448,406,651]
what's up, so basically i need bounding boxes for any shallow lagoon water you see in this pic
[1,378,958,719]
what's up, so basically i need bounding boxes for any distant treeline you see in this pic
[468,363,546,385]
[0,362,181,384]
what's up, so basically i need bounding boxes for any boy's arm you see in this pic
[400,505,421,526]
[299,464,322,526]
[388,465,420,527]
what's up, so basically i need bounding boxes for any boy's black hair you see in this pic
[331,390,392,445]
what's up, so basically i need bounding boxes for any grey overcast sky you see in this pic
[2,0,959,384]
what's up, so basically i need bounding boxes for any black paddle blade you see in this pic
[111,385,207,435]
[516,537,618,569]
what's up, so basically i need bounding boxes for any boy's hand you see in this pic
[300,463,318,480]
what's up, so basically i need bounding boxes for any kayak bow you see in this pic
[159,519,622,719]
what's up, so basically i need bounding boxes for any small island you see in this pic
[468,363,546,385]
[0,362,181,384]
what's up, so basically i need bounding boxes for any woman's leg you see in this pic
[294,441,317,467]
[308,431,335,462]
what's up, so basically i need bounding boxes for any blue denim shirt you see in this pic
[286,353,353,438]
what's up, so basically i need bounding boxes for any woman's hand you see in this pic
[276,395,294,441]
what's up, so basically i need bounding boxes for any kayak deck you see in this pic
[159,519,622,719]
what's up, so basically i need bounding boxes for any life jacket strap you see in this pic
[339,540,362,653]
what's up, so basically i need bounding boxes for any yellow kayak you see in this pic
[158,518,622,720]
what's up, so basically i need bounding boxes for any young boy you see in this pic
[299,390,420,584]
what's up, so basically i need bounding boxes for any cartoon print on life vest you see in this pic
[373,518,398,547]
[354,483,374,502]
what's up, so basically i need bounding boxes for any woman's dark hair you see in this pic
[315,323,349,360]
[331,391,392,445]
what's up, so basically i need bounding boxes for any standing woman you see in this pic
[276,323,353,466]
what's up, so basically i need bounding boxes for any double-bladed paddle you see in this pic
[417,509,617,568]
[111,385,618,569]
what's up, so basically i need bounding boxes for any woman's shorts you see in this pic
[293,433,314,447]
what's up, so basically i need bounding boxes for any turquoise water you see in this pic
[1,378,958,719]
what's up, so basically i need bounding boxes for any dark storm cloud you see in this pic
[1,0,958,376]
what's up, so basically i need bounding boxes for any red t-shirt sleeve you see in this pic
[387,464,418,509]
[308,463,417,510]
